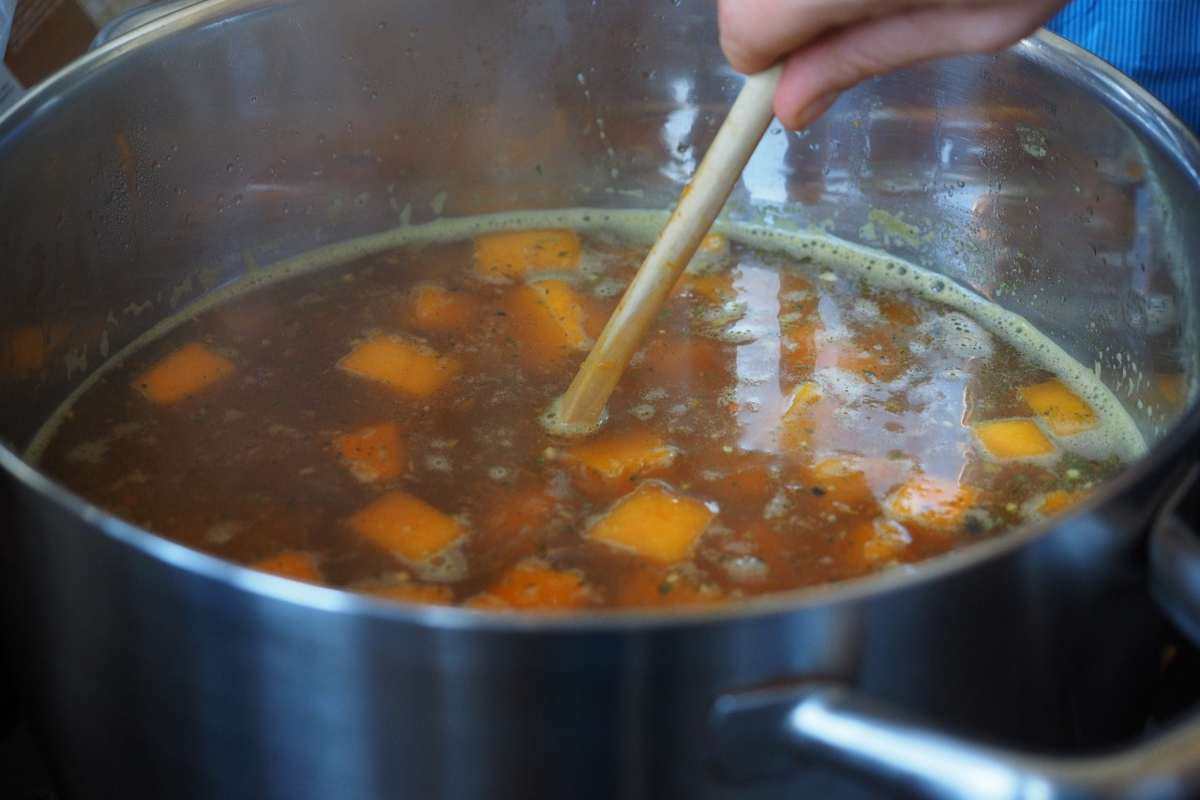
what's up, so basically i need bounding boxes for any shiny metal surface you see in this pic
[712,683,1200,799]
[1,1,1199,797]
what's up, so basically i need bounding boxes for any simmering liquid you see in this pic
[30,211,1142,611]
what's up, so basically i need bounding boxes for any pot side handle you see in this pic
[90,0,207,50]
[709,682,1200,800]
[710,467,1200,799]
[1150,465,1200,647]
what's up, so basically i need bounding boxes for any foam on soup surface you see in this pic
[29,210,1143,611]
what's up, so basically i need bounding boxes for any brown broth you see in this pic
[34,226,1130,610]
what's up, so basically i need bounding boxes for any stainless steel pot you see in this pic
[2,1,1199,798]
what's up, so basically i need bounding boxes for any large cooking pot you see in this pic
[2,1,1199,798]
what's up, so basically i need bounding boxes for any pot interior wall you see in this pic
[1,0,1197,462]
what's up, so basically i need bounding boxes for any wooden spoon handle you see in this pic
[547,65,783,435]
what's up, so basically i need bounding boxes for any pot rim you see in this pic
[2,2,1199,633]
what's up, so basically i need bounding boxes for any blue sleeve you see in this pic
[1048,0,1200,132]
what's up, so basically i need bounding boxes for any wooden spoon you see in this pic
[544,66,783,436]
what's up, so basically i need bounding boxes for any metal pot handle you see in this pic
[90,0,207,49]
[1150,465,1200,646]
[710,467,1200,799]
[709,682,1200,799]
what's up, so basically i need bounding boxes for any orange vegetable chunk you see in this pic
[1039,489,1086,517]
[779,381,823,451]
[886,476,979,533]
[849,518,912,568]
[973,418,1055,459]
[586,482,714,563]
[1020,379,1097,436]
[334,422,406,483]
[338,334,461,398]
[562,428,675,487]
[505,279,590,369]
[806,457,880,509]
[251,551,322,583]
[468,560,592,610]
[134,342,234,405]
[406,284,479,334]
[348,490,464,563]
[473,229,581,282]
[363,581,454,605]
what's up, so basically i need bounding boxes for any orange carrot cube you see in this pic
[1039,489,1086,517]
[406,283,479,334]
[504,279,590,369]
[251,551,322,583]
[676,271,735,304]
[586,482,714,563]
[339,335,461,398]
[848,518,912,567]
[562,428,676,488]
[473,229,581,282]
[779,381,823,450]
[334,422,406,483]
[468,560,592,610]
[886,477,979,533]
[804,457,879,509]
[348,490,464,563]
[1020,379,1097,436]
[973,418,1055,459]
[133,342,235,405]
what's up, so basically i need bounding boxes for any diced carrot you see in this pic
[615,565,724,608]
[675,271,735,304]
[406,284,479,334]
[251,551,322,583]
[468,559,593,610]
[334,422,406,483]
[339,334,461,398]
[362,581,454,605]
[133,342,235,405]
[779,381,823,451]
[586,482,714,563]
[1020,379,1097,436]
[347,490,464,563]
[886,477,979,533]
[504,279,590,369]
[561,428,675,492]
[811,457,872,503]
[1039,489,1086,517]
[846,518,912,569]
[2,323,71,376]
[973,418,1055,460]
[473,229,581,282]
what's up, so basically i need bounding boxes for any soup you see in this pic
[30,211,1142,611]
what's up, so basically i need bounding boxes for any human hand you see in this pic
[718,0,1068,128]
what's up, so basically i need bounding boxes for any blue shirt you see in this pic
[1048,0,1200,131]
